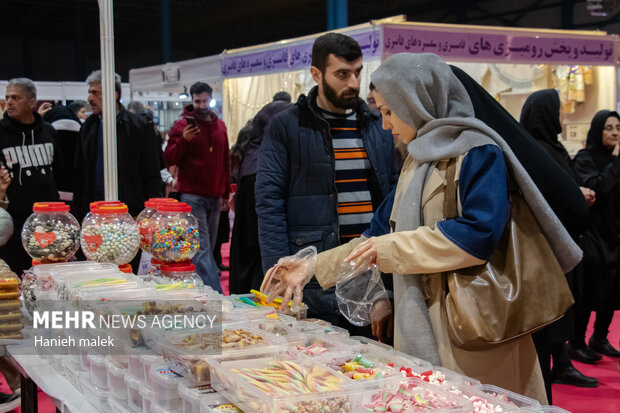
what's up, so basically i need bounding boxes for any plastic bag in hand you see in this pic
[335,260,391,326]
[260,246,317,313]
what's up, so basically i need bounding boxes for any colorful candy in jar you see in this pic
[150,203,200,262]
[136,198,178,252]
[80,204,140,265]
[22,202,81,263]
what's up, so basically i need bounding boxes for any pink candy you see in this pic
[296,343,329,356]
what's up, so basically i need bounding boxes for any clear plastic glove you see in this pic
[260,246,317,313]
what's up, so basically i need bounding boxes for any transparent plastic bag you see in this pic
[335,261,391,326]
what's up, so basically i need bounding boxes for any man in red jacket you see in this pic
[164,82,230,292]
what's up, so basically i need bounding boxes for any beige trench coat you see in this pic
[315,154,547,404]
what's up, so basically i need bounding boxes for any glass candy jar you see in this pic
[21,202,81,263]
[81,204,140,265]
[150,203,200,263]
[156,262,204,288]
[136,198,178,253]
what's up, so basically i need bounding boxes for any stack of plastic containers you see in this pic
[21,202,81,265]
[0,260,21,340]
[136,198,178,278]
[80,203,140,273]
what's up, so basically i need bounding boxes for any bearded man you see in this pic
[255,33,397,332]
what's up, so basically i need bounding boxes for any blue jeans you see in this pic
[180,194,222,293]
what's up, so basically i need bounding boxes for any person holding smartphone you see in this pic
[163,82,230,292]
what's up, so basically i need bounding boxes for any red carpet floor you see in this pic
[552,311,620,413]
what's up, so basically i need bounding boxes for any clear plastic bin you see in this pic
[106,356,127,401]
[157,326,286,383]
[538,407,572,413]
[109,353,129,369]
[199,393,243,413]
[446,382,521,412]
[147,364,184,404]
[82,375,111,412]
[109,396,134,413]
[142,353,163,380]
[127,345,155,382]
[401,364,482,389]
[88,354,109,390]
[361,377,472,412]
[63,361,82,392]
[320,343,399,382]
[179,380,218,413]
[79,348,91,371]
[294,320,350,338]
[207,348,356,412]
[293,333,356,361]
[254,319,305,345]
[479,384,541,411]
[125,372,144,413]
[140,385,153,413]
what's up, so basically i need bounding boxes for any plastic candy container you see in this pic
[150,203,199,262]
[80,204,140,265]
[155,263,204,288]
[136,198,178,253]
[21,202,80,263]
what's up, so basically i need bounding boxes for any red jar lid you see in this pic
[93,205,129,214]
[161,262,196,273]
[144,198,178,209]
[90,200,123,210]
[118,263,133,273]
[33,202,70,212]
[156,202,192,213]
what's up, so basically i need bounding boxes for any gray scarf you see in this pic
[371,53,582,365]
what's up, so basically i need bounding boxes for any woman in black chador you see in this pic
[520,89,598,398]
[571,110,620,362]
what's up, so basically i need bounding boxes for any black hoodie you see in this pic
[0,111,60,221]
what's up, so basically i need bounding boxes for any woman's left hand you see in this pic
[344,237,378,268]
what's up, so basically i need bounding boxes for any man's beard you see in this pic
[195,107,215,122]
[322,77,359,110]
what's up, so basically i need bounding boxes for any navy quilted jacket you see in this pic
[256,86,398,272]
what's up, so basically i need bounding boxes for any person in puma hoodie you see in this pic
[164,82,230,292]
[0,78,60,274]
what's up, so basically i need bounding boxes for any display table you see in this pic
[5,344,99,413]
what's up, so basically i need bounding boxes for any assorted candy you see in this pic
[150,203,200,262]
[22,202,80,263]
[363,380,463,412]
[80,204,140,265]
[296,343,329,356]
[339,354,385,380]
[136,198,178,252]
[232,360,351,412]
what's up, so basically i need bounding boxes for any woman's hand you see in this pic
[344,237,378,268]
[371,299,394,343]
[580,186,596,207]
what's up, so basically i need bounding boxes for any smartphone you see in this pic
[185,116,196,126]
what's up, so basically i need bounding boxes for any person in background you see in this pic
[272,91,292,103]
[0,78,60,275]
[164,82,230,292]
[255,33,397,334]
[73,70,164,221]
[229,102,292,294]
[43,105,82,203]
[68,100,91,123]
[571,110,620,362]
[520,89,598,398]
[0,166,12,246]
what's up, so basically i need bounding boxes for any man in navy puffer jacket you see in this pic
[256,33,398,332]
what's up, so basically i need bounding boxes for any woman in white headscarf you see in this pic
[264,53,581,403]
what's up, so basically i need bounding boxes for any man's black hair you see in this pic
[311,33,362,73]
[189,82,213,98]
[272,91,291,103]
